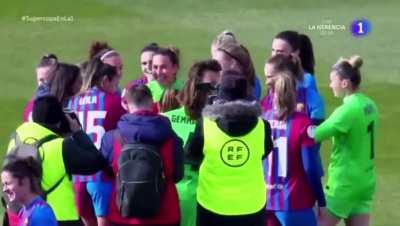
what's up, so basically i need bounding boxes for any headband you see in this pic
[100,50,117,61]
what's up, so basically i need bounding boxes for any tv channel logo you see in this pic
[350,19,371,37]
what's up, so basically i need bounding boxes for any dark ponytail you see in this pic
[275,30,315,75]
[275,30,300,51]
[298,34,315,74]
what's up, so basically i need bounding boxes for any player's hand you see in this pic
[318,206,327,219]
[290,52,301,64]
[65,114,81,133]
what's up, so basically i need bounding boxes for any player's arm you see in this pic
[262,119,273,158]
[62,130,108,175]
[100,131,114,164]
[301,124,326,207]
[185,118,204,166]
[301,145,326,207]
[104,95,126,131]
[306,88,325,125]
[304,73,319,92]
[171,133,184,183]
[314,105,352,142]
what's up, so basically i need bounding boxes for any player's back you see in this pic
[163,107,196,147]
[342,93,377,167]
[68,88,125,182]
[68,87,124,149]
[263,111,318,210]
[329,93,378,193]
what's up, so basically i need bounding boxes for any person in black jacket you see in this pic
[5,96,110,226]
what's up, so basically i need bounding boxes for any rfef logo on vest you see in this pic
[220,139,250,167]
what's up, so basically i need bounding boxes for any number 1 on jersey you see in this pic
[367,121,375,159]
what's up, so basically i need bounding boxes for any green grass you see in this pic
[1,0,399,225]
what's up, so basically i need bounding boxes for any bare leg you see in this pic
[81,216,97,226]
[345,214,370,226]
[97,217,109,226]
[318,207,341,226]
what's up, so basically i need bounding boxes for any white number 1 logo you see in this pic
[357,22,364,34]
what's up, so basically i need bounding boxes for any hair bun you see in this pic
[213,30,238,49]
[348,55,363,70]
[148,42,158,47]
[167,46,180,57]
[89,41,110,59]
[222,30,235,38]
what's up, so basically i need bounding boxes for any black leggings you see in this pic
[58,220,84,226]
[196,203,265,226]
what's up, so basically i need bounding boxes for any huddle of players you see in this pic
[2,29,378,226]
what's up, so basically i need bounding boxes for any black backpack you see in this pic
[114,131,166,218]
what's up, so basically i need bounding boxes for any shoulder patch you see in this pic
[307,125,316,138]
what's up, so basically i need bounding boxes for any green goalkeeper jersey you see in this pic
[315,93,379,199]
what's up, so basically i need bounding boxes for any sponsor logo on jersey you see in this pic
[171,114,195,124]
[307,125,316,138]
[266,183,284,190]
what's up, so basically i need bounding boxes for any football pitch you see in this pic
[0,1,399,225]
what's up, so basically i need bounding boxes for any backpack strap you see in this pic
[34,134,60,163]
[112,130,123,172]
[10,132,58,151]
[43,174,65,201]
[36,134,59,148]
[38,134,65,200]
[10,132,17,142]
[9,132,23,148]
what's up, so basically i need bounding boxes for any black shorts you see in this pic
[196,203,265,226]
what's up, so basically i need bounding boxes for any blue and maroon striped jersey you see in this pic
[263,111,320,210]
[68,87,125,182]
